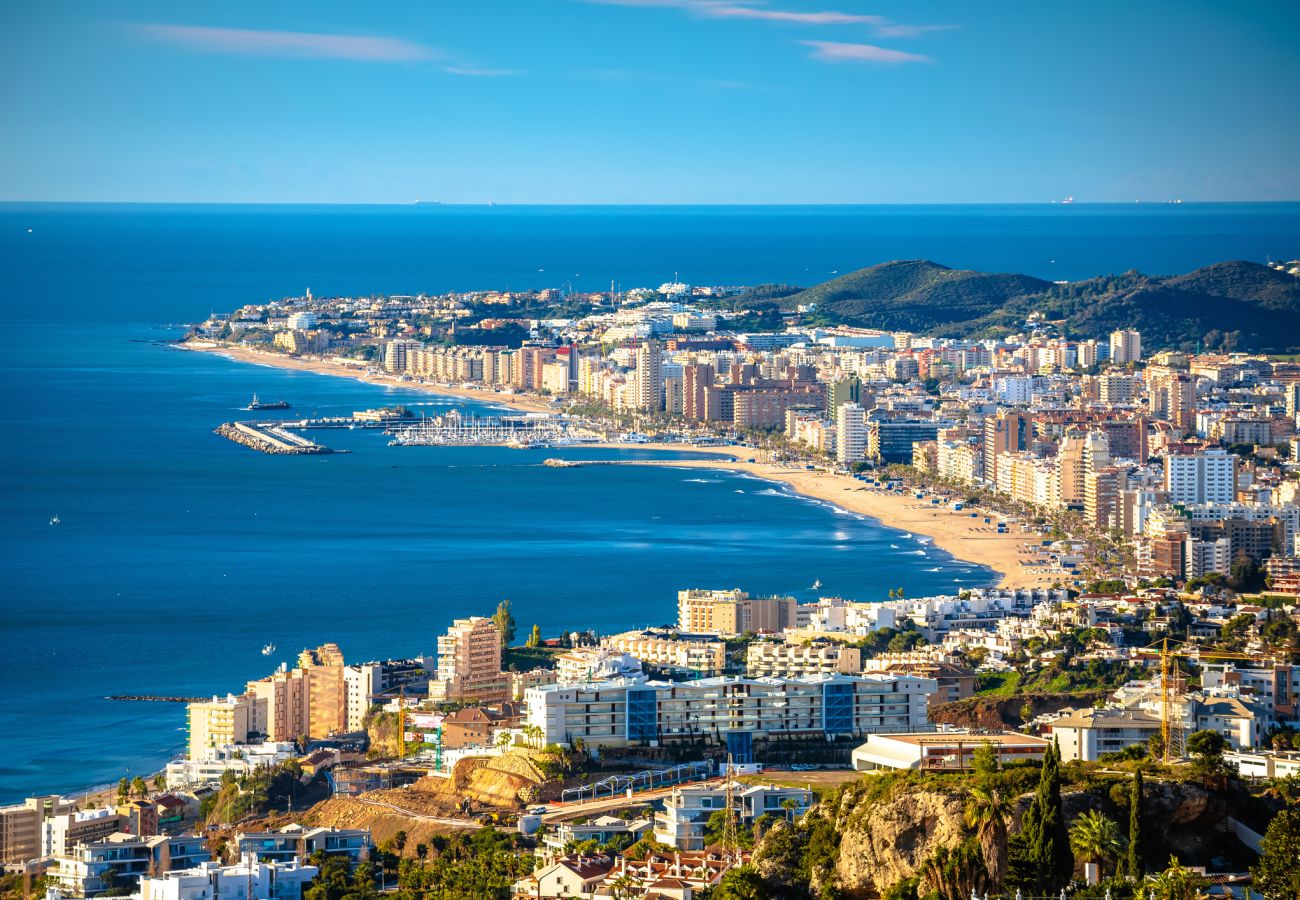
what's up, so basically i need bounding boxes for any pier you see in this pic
[216,422,335,455]
[107,694,205,703]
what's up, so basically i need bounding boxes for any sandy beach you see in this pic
[182,342,558,414]
[187,343,1052,590]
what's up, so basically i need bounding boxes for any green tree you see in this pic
[492,600,517,649]
[116,777,129,805]
[918,839,990,900]
[525,624,542,648]
[392,830,407,855]
[1007,742,1071,893]
[1128,768,1144,877]
[709,865,770,899]
[1069,810,1125,879]
[1185,730,1228,774]
[963,785,1012,887]
[131,776,147,799]
[1251,808,1300,900]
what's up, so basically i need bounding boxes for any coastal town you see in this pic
[3,276,1297,900]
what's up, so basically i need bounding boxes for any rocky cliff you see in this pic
[753,773,1227,899]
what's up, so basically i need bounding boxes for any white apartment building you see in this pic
[164,742,297,789]
[653,782,813,851]
[1048,707,1163,762]
[524,673,937,760]
[554,647,643,685]
[138,854,317,900]
[836,403,867,464]
[1165,447,1236,505]
[343,664,381,732]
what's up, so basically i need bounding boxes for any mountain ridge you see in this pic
[785,259,1300,352]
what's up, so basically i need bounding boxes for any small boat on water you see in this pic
[261,643,276,656]
[247,394,291,411]
[811,579,822,589]
[49,514,61,526]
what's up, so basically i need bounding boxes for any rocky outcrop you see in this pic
[755,774,1228,899]
[929,692,1109,730]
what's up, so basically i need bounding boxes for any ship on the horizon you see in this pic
[247,394,291,411]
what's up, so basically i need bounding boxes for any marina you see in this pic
[387,410,582,448]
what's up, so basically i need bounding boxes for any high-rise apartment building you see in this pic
[982,410,1030,486]
[1109,329,1142,365]
[429,617,508,703]
[634,342,664,411]
[836,402,866,464]
[1165,447,1236,505]
[186,694,252,761]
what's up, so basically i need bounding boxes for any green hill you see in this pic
[790,259,1300,352]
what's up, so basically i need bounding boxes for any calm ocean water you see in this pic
[1,202,1297,802]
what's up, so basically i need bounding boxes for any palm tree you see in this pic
[1145,856,1209,900]
[1069,809,1125,880]
[963,785,1012,886]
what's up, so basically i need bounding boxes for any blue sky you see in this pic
[2,1,1298,203]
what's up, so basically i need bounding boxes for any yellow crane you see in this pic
[1138,637,1275,763]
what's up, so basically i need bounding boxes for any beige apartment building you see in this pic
[677,588,796,635]
[603,629,727,677]
[186,694,252,760]
[429,617,509,703]
[243,643,347,743]
[1,795,73,868]
[745,641,862,678]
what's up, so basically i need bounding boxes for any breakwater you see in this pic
[107,695,205,703]
[216,422,336,455]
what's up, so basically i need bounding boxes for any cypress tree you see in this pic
[1127,768,1144,877]
[1023,741,1072,892]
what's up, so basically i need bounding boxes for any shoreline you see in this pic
[572,444,1049,590]
[181,342,558,414]
[186,343,1051,590]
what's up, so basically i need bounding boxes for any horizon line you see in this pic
[5,199,1300,208]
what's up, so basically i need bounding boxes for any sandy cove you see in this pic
[184,343,1048,590]
[578,444,1050,591]
[180,342,557,414]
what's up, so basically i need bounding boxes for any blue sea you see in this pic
[2,202,1298,803]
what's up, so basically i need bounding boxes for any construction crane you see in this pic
[1138,638,1274,763]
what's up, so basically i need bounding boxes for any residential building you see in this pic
[138,854,318,900]
[1,795,73,869]
[745,641,862,678]
[524,673,937,759]
[1109,329,1142,365]
[603,629,726,678]
[1048,707,1163,762]
[835,403,867,465]
[428,617,508,703]
[343,664,381,733]
[654,782,813,850]
[186,695,252,761]
[1165,447,1236,505]
[48,833,210,898]
[234,825,371,864]
[676,588,796,636]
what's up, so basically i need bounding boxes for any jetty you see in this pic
[108,694,205,703]
[216,422,335,455]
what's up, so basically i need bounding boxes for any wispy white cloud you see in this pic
[133,23,437,62]
[444,65,520,77]
[873,23,960,38]
[579,1,956,46]
[801,40,931,64]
